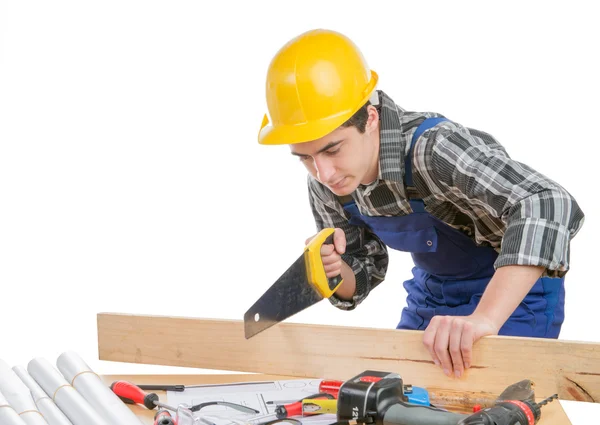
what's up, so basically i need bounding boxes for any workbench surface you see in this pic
[100,373,572,425]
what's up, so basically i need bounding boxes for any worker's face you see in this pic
[290,106,380,196]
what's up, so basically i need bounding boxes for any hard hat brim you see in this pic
[258,71,378,145]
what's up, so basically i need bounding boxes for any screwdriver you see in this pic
[139,384,186,392]
[250,393,335,422]
[111,380,178,411]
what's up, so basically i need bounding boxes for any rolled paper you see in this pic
[0,360,48,425]
[0,389,28,425]
[12,365,73,425]
[27,358,109,425]
[56,351,142,425]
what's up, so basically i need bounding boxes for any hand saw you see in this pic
[244,228,344,339]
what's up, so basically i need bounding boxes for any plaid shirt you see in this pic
[307,90,585,310]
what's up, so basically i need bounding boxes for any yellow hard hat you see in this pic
[258,29,378,145]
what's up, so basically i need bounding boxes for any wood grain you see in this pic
[97,313,600,406]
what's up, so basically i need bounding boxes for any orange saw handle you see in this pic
[304,228,344,298]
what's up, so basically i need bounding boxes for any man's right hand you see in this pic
[305,228,346,279]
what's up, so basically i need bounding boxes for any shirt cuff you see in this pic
[327,254,369,310]
[494,217,572,278]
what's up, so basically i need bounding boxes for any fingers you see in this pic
[449,320,465,378]
[422,318,441,368]
[432,317,453,377]
[320,243,336,257]
[333,228,346,254]
[323,262,342,278]
[306,229,346,278]
[320,242,342,278]
[424,316,473,378]
[460,322,474,370]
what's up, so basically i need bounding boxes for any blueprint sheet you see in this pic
[167,378,337,425]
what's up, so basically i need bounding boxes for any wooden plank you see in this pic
[97,313,600,406]
[99,373,571,425]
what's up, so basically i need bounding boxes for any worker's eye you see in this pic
[298,155,311,162]
[325,148,340,156]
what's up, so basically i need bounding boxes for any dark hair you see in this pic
[340,101,371,133]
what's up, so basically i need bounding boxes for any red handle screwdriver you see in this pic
[111,380,177,411]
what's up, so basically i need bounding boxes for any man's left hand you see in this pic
[422,314,499,378]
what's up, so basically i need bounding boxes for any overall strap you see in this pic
[337,116,449,211]
[405,117,449,212]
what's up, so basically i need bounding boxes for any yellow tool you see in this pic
[243,228,343,339]
[302,398,338,415]
[258,29,378,146]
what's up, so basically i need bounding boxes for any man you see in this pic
[257,29,585,378]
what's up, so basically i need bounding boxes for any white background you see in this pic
[1,1,598,423]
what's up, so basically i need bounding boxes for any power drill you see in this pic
[336,370,468,425]
[335,371,557,425]
[457,394,558,425]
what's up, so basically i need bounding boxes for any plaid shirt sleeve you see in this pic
[307,175,389,310]
[422,123,585,278]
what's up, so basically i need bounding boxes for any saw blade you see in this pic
[244,253,323,339]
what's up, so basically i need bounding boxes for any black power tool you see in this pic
[335,370,557,425]
[457,394,559,425]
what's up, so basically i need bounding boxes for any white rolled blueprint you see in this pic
[0,389,28,425]
[0,360,48,425]
[27,358,109,425]
[56,351,142,425]
[12,366,73,425]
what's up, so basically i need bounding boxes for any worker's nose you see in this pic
[314,157,335,183]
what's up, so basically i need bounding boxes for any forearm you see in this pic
[307,177,388,309]
[473,264,545,330]
[333,260,357,300]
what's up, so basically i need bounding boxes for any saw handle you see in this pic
[305,228,344,298]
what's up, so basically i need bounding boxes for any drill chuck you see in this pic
[458,394,558,425]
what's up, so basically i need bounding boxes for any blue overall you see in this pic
[342,118,565,338]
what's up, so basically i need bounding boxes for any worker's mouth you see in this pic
[329,177,347,191]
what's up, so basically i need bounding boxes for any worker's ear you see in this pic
[365,105,379,135]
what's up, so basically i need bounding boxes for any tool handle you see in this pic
[111,380,159,409]
[319,379,343,396]
[302,398,338,415]
[154,409,176,425]
[305,228,344,297]
[139,384,186,392]
[276,394,335,419]
[322,233,343,292]
[276,401,302,419]
[383,402,467,425]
